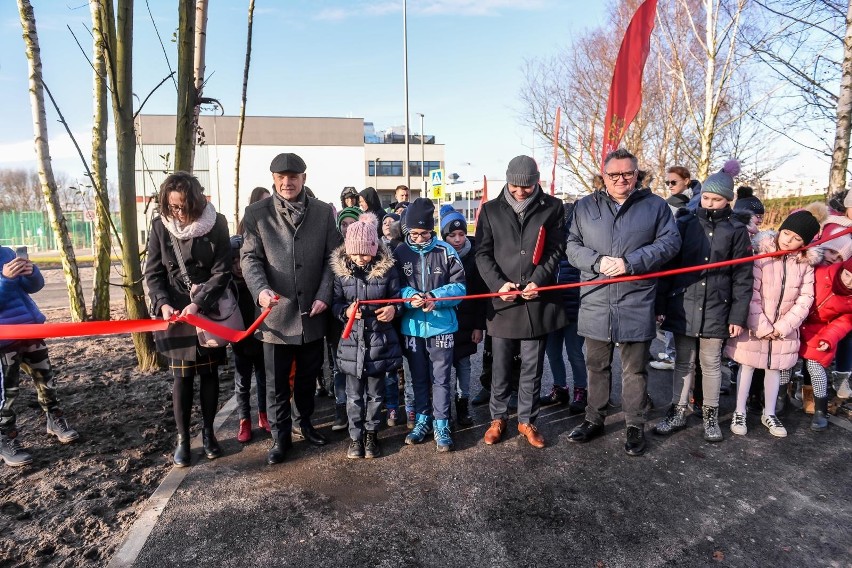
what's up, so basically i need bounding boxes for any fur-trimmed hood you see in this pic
[330,243,396,279]
[754,229,823,265]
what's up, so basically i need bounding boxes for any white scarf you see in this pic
[162,202,217,239]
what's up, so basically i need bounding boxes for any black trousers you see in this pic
[490,336,546,424]
[264,339,323,444]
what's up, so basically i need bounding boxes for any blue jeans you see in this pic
[453,356,472,399]
[384,370,400,410]
[327,338,346,405]
[234,352,267,421]
[402,355,415,412]
[403,334,454,420]
[544,321,587,390]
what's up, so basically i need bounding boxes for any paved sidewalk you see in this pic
[111,354,852,568]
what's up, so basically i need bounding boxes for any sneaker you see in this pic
[761,414,787,438]
[347,438,365,459]
[364,432,381,458]
[0,434,33,467]
[386,408,399,428]
[46,412,79,444]
[406,410,416,430]
[730,411,747,436]
[405,414,433,445]
[837,373,852,399]
[657,352,671,362]
[433,419,454,452]
[471,388,491,406]
[649,359,674,371]
[540,386,570,406]
[237,419,252,443]
[653,404,689,436]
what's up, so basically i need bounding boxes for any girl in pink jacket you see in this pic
[724,211,821,438]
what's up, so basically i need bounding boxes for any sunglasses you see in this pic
[665,180,681,187]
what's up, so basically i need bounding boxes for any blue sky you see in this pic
[0,0,608,186]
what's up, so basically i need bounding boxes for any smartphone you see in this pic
[15,246,28,260]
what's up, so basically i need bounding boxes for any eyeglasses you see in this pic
[605,170,636,181]
[665,180,680,187]
[167,204,187,213]
[408,230,431,240]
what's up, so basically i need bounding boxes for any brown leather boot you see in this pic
[483,418,507,445]
[518,423,546,448]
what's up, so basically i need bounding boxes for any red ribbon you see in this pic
[0,306,272,342]
[340,226,852,339]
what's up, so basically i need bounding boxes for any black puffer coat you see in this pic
[657,206,754,338]
[453,238,487,361]
[331,245,403,377]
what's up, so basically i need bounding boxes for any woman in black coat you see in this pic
[144,172,232,467]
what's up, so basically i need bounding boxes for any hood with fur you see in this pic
[330,242,395,280]
[754,229,823,265]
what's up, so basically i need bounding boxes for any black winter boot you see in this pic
[172,377,193,467]
[811,396,829,432]
[331,404,347,431]
[200,374,222,459]
[173,435,191,467]
[455,397,473,427]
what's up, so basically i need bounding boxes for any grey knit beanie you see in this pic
[701,160,740,201]
[506,155,540,187]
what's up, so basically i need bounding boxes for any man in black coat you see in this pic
[475,155,568,448]
[565,148,680,456]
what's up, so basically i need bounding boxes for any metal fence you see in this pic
[0,211,121,252]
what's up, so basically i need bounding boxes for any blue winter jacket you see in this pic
[393,236,466,338]
[0,246,46,347]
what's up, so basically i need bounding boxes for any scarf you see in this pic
[274,190,307,227]
[503,185,541,221]
[162,202,217,239]
[456,237,472,259]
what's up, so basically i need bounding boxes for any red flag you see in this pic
[474,175,488,225]
[601,0,658,167]
[550,106,561,195]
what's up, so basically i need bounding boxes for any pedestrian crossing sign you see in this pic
[430,169,444,200]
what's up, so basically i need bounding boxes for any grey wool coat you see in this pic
[566,188,681,343]
[474,186,568,339]
[240,193,343,344]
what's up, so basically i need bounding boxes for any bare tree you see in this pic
[0,169,42,211]
[98,0,160,370]
[174,0,197,172]
[17,0,87,322]
[90,0,112,321]
[234,0,255,227]
[830,1,852,194]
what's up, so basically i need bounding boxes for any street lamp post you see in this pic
[417,112,425,197]
[403,0,411,192]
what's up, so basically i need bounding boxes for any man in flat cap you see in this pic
[475,155,567,449]
[241,153,342,465]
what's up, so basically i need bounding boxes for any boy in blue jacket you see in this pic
[0,247,79,467]
[394,198,466,451]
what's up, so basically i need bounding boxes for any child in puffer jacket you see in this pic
[331,213,402,459]
[725,211,821,438]
[798,257,852,431]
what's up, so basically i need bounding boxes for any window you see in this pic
[409,161,442,177]
[368,160,404,176]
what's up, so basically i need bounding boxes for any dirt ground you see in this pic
[0,304,231,568]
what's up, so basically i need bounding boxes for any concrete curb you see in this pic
[107,394,238,568]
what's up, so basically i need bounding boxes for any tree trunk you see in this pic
[696,0,717,182]
[100,0,160,370]
[829,0,852,195]
[174,0,197,173]
[234,0,255,228]
[189,0,208,170]
[17,0,87,322]
[90,0,111,321]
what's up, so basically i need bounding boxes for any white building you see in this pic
[134,114,444,243]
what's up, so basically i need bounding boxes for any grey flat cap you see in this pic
[269,153,307,173]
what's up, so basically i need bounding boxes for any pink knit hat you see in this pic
[345,213,379,256]
[823,223,852,261]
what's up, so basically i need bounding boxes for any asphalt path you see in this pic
[113,343,852,568]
